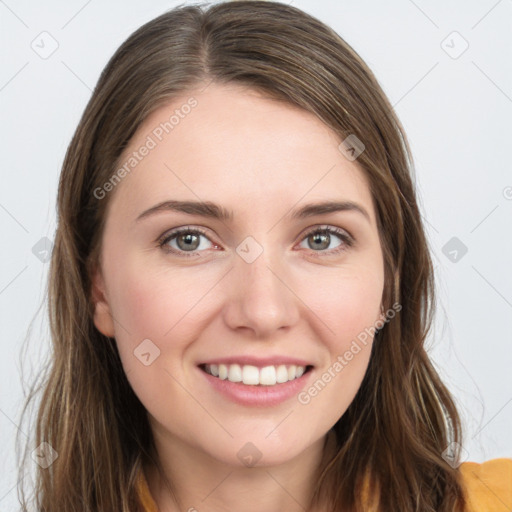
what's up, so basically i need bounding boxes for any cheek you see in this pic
[107,255,204,338]
[104,260,203,408]
[105,257,221,369]
[294,265,382,413]
[336,280,382,342]
[299,267,383,346]
[110,270,174,340]
[297,274,378,423]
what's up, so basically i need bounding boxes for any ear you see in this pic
[90,265,115,338]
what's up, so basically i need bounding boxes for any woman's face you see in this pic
[92,83,385,468]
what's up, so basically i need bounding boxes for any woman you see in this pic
[17,1,511,511]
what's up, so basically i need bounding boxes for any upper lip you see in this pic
[198,356,314,368]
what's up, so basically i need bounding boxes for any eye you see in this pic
[158,226,217,257]
[157,225,354,258]
[297,225,354,256]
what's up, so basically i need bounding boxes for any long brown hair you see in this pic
[17,1,469,510]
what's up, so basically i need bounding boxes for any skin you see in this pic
[91,82,385,512]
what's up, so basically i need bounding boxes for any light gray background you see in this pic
[1,0,511,509]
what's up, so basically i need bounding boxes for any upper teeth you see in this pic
[204,364,306,386]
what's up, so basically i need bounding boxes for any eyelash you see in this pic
[157,225,354,258]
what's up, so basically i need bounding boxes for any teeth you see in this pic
[242,365,260,385]
[228,364,242,382]
[219,364,228,380]
[276,365,288,383]
[260,365,276,385]
[203,363,308,385]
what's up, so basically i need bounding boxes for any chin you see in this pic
[204,434,315,470]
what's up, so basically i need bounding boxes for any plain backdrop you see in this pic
[1,0,511,509]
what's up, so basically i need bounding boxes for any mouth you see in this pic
[199,363,314,386]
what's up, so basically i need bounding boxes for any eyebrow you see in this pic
[135,199,371,223]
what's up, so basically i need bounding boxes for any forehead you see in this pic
[108,83,375,224]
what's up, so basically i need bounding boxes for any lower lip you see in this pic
[198,366,314,407]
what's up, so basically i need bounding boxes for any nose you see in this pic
[222,248,301,339]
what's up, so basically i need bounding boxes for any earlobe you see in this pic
[90,267,115,338]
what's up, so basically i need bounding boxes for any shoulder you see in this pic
[459,457,512,511]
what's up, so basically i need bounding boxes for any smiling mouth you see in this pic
[199,363,314,386]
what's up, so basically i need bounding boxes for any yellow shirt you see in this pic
[135,458,512,511]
